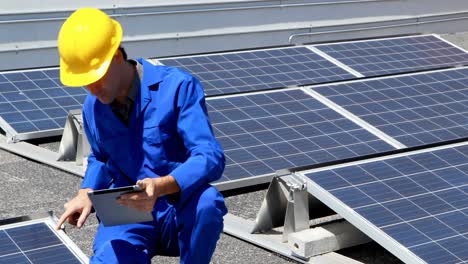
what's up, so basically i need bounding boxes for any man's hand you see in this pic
[117,176,181,212]
[56,188,93,230]
[117,178,159,212]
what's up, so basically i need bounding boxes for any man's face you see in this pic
[85,57,121,104]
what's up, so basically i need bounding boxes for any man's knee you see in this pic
[92,239,150,264]
[176,187,227,264]
[196,186,227,226]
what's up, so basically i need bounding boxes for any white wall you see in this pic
[0,0,468,70]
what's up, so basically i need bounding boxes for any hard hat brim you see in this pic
[59,20,123,87]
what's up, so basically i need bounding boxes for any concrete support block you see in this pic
[288,221,371,259]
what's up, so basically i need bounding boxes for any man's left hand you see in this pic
[117,178,159,212]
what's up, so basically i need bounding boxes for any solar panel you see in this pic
[0,216,87,263]
[157,47,356,96]
[301,142,468,264]
[313,67,468,147]
[314,35,468,77]
[0,69,87,142]
[207,89,395,184]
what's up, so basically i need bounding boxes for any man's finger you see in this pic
[145,181,155,198]
[77,207,90,228]
[117,198,139,207]
[117,199,152,211]
[136,180,147,189]
[56,210,72,230]
[119,192,148,200]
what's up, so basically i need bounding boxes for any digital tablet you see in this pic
[87,185,154,227]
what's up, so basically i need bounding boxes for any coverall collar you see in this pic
[135,58,164,114]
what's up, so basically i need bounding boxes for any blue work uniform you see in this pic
[81,58,228,264]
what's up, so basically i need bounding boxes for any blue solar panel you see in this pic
[26,245,81,264]
[0,222,84,264]
[0,69,87,140]
[207,89,395,183]
[7,223,62,251]
[314,68,468,147]
[158,47,355,96]
[304,144,468,264]
[315,35,468,77]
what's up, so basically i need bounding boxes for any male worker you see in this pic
[55,8,227,264]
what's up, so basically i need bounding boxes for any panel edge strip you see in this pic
[306,45,365,78]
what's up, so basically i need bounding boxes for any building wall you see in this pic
[1,0,468,70]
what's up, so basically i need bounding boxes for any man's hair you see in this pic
[119,46,128,60]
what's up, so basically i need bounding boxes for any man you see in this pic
[55,8,227,264]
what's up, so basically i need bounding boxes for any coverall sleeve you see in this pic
[169,75,225,204]
[80,108,113,190]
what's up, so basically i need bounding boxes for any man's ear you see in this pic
[114,49,124,63]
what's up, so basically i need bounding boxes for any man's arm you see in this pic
[56,106,112,229]
[168,74,225,204]
[80,105,113,190]
[119,73,224,210]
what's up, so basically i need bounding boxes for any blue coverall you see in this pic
[81,59,228,264]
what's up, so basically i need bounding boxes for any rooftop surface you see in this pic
[1,31,467,264]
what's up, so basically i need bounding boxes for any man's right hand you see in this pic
[56,188,93,230]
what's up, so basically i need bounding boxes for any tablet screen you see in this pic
[88,185,154,226]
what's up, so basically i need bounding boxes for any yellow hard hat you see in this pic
[58,8,122,87]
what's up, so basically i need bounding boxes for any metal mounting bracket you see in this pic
[251,173,309,242]
[57,109,90,166]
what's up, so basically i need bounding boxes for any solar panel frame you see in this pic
[154,46,358,96]
[0,213,88,264]
[313,34,468,77]
[0,68,87,143]
[297,141,468,264]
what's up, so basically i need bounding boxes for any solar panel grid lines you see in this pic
[0,217,87,264]
[314,34,468,77]
[0,68,87,141]
[300,142,468,264]
[302,86,406,149]
[313,67,468,147]
[207,88,395,183]
[157,46,356,96]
